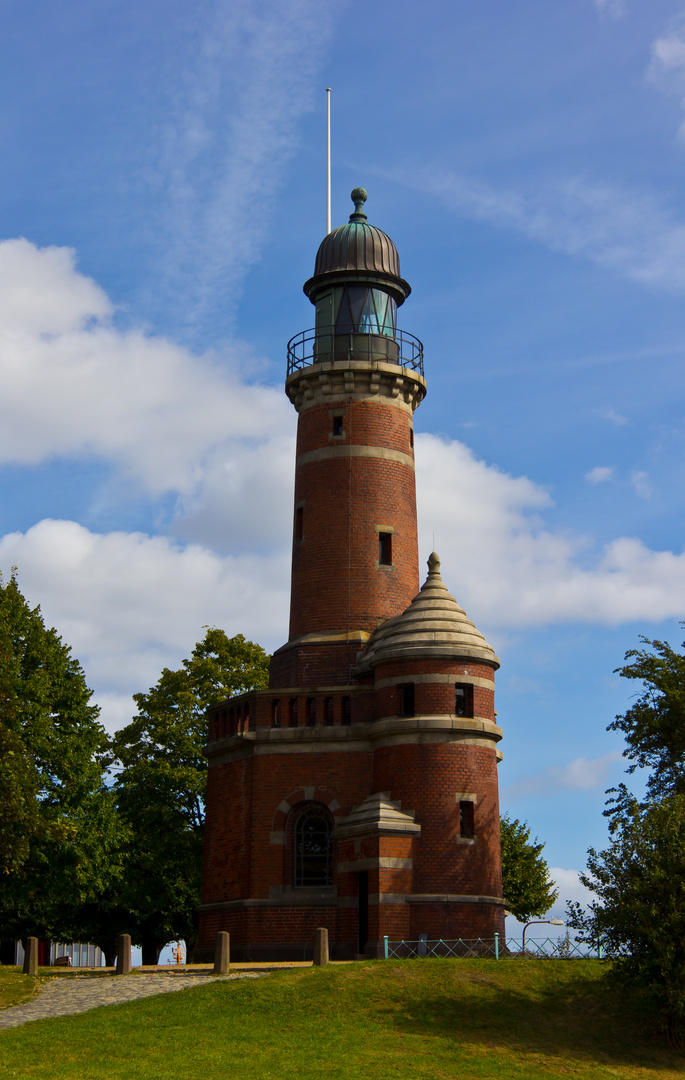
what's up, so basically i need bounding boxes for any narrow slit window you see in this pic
[332,415,343,437]
[289,698,299,727]
[271,699,281,727]
[459,800,475,839]
[379,531,393,565]
[324,697,334,725]
[342,696,352,726]
[409,427,414,448]
[306,697,316,727]
[454,684,473,718]
[295,506,304,541]
[400,683,415,718]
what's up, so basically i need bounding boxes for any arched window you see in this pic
[293,806,333,887]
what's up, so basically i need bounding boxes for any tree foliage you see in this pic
[0,573,124,941]
[108,628,269,963]
[569,632,685,1048]
[608,633,685,801]
[499,813,558,922]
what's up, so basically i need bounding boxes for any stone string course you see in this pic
[0,970,268,1029]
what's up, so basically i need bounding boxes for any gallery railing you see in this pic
[383,935,603,960]
[287,326,424,377]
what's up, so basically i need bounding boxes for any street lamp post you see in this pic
[521,918,564,954]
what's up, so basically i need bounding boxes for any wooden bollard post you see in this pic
[214,931,230,974]
[115,934,131,975]
[313,927,329,966]
[22,937,38,976]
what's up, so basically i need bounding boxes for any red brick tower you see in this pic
[197,190,505,961]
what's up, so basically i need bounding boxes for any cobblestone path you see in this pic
[0,971,267,1029]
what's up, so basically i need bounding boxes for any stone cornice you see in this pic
[286,360,426,414]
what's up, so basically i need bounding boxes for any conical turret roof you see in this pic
[359,552,500,670]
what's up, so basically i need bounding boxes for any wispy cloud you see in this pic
[585,466,615,484]
[648,16,685,139]
[630,470,652,499]
[144,0,339,339]
[595,0,625,20]
[502,751,622,802]
[401,167,685,295]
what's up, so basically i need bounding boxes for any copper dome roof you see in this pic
[304,188,411,304]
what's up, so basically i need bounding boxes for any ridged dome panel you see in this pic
[314,222,401,279]
[360,553,500,670]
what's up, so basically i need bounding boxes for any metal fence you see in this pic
[383,934,603,960]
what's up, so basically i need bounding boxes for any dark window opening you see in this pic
[379,531,393,565]
[459,800,475,839]
[400,683,415,718]
[454,684,473,718]
[289,698,299,727]
[244,706,250,732]
[294,807,333,887]
[324,697,334,725]
[271,699,281,727]
[306,697,316,726]
[332,415,343,437]
[342,696,352,726]
[409,427,414,448]
[295,506,304,541]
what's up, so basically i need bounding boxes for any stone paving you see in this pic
[0,970,267,1030]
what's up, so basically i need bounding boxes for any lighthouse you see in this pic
[197,190,505,961]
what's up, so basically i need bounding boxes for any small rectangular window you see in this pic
[332,415,343,437]
[342,696,352,726]
[295,506,304,541]
[459,800,475,839]
[289,698,298,727]
[409,427,414,448]
[324,697,334,725]
[379,531,393,565]
[454,684,473,718]
[306,697,316,727]
[400,683,415,718]
[271,699,281,727]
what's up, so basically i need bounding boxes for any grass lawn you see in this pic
[0,967,40,1011]
[0,958,682,1079]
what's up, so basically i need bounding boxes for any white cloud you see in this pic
[146,0,338,336]
[585,466,615,484]
[630,470,652,499]
[416,434,685,626]
[598,408,628,426]
[648,19,685,140]
[0,238,293,501]
[595,0,625,19]
[0,520,290,730]
[501,751,622,802]
[408,168,685,294]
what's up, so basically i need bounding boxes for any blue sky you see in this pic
[2,0,685,930]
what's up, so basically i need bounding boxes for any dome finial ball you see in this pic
[349,187,368,222]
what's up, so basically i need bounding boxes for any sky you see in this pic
[2,0,685,936]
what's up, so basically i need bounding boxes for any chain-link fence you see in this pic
[383,934,602,960]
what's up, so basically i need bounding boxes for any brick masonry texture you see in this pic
[199,269,505,960]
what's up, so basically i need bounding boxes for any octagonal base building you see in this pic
[197,190,506,961]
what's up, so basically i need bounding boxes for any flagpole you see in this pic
[326,88,332,235]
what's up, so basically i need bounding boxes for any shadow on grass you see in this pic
[377,959,677,1071]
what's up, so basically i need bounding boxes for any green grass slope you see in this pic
[0,959,682,1080]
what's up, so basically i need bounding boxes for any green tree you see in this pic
[567,633,685,1048]
[109,628,269,964]
[0,573,124,943]
[569,793,685,1048]
[609,632,685,801]
[499,813,558,922]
